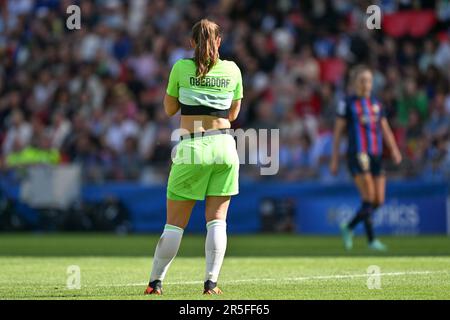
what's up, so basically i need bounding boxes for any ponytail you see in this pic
[192,19,220,79]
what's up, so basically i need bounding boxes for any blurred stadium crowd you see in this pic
[1,0,450,184]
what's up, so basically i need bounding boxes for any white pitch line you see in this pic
[95,270,449,287]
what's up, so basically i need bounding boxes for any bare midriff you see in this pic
[180,115,230,133]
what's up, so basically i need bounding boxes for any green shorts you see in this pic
[167,133,239,201]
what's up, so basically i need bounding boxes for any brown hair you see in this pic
[349,64,372,84]
[192,19,220,79]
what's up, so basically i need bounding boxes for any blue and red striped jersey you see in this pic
[336,95,385,156]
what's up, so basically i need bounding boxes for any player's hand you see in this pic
[392,149,402,165]
[329,158,339,176]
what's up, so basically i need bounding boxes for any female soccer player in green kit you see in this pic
[144,19,243,295]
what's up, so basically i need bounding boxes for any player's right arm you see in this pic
[228,62,243,122]
[229,100,241,122]
[330,100,347,176]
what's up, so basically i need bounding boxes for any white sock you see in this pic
[205,219,227,283]
[149,224,183,282]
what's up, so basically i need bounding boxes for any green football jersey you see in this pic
[166,58,243,111]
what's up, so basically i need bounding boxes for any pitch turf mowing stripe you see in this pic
[1,257,450,299]
[1,235,449,257]
[138,270,450,286]
[102,270,449,286]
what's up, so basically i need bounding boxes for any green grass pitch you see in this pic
[1,233,450,300]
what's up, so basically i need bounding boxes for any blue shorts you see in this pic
[347,153,384,177]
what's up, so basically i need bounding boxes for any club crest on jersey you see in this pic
[372,103,380,114]
[359,115,370,123]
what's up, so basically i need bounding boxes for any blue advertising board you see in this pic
[292,184,448,235]
[232,181,449,235]
[2,180,449,235]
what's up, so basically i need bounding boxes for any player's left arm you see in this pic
[380,118,402,165]
[164,61,181,117]
[164,94,180,117]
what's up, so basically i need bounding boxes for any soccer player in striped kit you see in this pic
[330,65,402,251]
